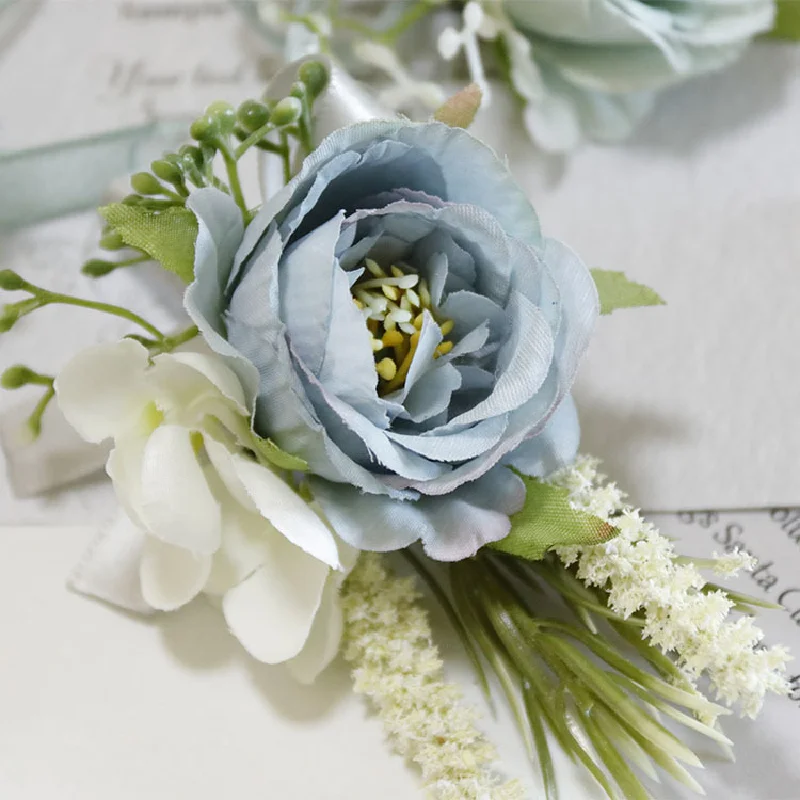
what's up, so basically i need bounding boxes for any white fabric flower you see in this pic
[56,338,355,683]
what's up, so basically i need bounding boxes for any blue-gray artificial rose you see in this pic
[185,120,598,560]
[500,0,775,150]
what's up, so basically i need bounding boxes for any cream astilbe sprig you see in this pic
[553,456,791,719]
[340,553,524,800]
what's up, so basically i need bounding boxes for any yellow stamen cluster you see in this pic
[352,259,454,395]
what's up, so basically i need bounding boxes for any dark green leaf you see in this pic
[99,203,198,283]
[491,475,617,561]
[591,269,665,315]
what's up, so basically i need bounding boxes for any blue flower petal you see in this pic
[504,393,580,477]
[402,362,462,424]
[279,213,345,376]
[385,415,509,462]
[450,290,554,425]
[311,465,525,561]
[184,189,256,401]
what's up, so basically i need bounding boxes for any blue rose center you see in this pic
[350,257,455,395]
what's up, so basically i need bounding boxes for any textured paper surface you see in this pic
[1,514,798,800]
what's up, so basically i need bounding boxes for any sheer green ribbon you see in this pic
[0,121,189,231]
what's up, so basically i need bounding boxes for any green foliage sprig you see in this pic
[87,60,329,281]
[0,62,330,439]
[408,549,736,800]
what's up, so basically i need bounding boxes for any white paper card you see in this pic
[1,514,798,799]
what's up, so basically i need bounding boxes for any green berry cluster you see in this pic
[120,60,328,213]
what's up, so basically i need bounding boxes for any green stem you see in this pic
[160,188,186,205]
[27,384,55,439]
[378,0,435,43]
[279,132,292,184]
[255,140,290,156]
[154,324,199,354]
[331,1,434,44]
[235,122,276,158]
[220,144,248,219]
[38,291,165,340]
[116,254,151,268]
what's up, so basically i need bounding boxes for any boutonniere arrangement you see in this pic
[0,57,790,799]
[253,0,789,152]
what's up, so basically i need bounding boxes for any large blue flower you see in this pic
[185,120,597,560]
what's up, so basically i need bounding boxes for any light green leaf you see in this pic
[772,1,800,39]
[591,269,665,315]
[99,204,198,283]
[434,83,483,129]
[251,434,309,472]
[491,475,617,561]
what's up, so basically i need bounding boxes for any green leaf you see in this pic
[491,475,617,561]
[99,204,198,283]
[591,269,665,315]
[771,1,800,39]
[251,434,309,472]
[433,83,483,129]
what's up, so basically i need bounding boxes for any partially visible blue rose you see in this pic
[500,0,775,150]
[185,118,597,560]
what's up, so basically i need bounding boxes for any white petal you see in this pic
[55,340,151,443]
[140,536,212,611]
[285,575,343,684]
[106,435,147,530]
[222,535,329,664]
[139,425,222,554]
[230,454,341,569]
[152,350,248,415]
[68,512,154,614]
[205,502,274,596]
[203,436,258,512]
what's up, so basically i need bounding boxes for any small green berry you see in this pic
[206,101,237,134]
[1,365,37,389]
[151,159,183,184]
[0,269,26,291]
[81,259,117,277]
[178,144,204,168]
[130,172,164,196]
[289,81,307,101]
[298,60,328,99]
[237,99,271,133]
[269,96,303,127]
[99,232,125,251]
[190,115,218,143]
